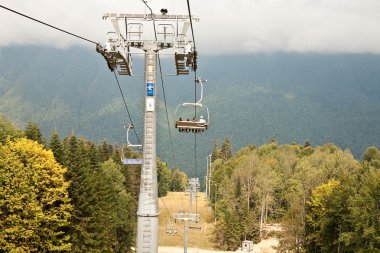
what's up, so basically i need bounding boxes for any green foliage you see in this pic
[220,137,233,161]
[217,209,242,250]
[122,162,141,200]
[299,146,314,157]
[169,168,188,192]
[306,179,342,251]
[58,133,138,252]
[304,159,380,253]
[0,138,72,252]
[0,116,23,144]
[362,146,380,168]
[0,118,147,252]
[304,139,311,147]
[98,140,113,163]
[211,142,221,162]
[339,164,380,252]
[24,121,46,147]
[91,160,136,252]
[362,146,379,162]
[49,129,64,164]
[209,142,366,252]
[63,135,97,252]
[157,159,171,197]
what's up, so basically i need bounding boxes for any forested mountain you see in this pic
[1,46,380,176]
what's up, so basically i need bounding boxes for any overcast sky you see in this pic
[1,0,380,54]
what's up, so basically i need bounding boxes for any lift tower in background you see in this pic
[174,178,201,253]
[97,10,198,253]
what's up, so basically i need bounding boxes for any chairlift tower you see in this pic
[97,10,198,253]
[174,178,201,253]
[186,178,200,213]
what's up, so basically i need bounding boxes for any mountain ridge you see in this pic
[1,46,379,175]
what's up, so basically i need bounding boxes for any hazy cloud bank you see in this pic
[1,0,380,54]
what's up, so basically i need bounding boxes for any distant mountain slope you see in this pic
[1,46,380,176]
[201,54,380,159]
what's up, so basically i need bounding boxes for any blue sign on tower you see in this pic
[146,82,154,96]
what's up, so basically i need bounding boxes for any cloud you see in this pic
[1,0,380,54]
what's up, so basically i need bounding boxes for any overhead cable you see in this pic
[186,0,196,49]
[140,0,153,14]
[157,57,178,168]
[0,4,142,146]
[186,0,199,214]
[0,4,97,45]
[113,72,141,145]
[160,196,173,220]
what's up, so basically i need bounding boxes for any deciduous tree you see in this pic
[0,138,72,252]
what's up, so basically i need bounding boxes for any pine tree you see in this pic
[220,137,233,161]
[63,133,79,178]
[271,135,277,144]
[71,137,101,252]
[223,209,242,250]
[111,148,122,164]
[98,140,113,163]
[211,142,221,161]
[24,121,46,147]
[62,134,97,252]
[0,116,23,144]
[87,140,100,171]
[49,129,63,164]
[92,160,136,252]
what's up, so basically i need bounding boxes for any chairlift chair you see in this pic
[165,221,178,236]
[189,223,202,230]
[174,20,197,74]
[175,78,209,133]
[121,124,143,165]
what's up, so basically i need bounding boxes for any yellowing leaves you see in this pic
[0,138,72,252]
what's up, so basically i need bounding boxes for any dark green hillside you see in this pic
[0,46,141,135]
[1,46,380,176]
[201,54,380,157]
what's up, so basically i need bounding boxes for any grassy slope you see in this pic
[158,192,215,249]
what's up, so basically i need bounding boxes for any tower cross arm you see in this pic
[103,13,199,22]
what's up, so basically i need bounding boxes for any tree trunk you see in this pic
[260,196,265,238]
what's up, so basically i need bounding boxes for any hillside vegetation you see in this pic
[1,117,379,252]
[0,117,188,252]
[1,46,380,176]
[209,139,380,252]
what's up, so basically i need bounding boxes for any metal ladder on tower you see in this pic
[142,216,152,253]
